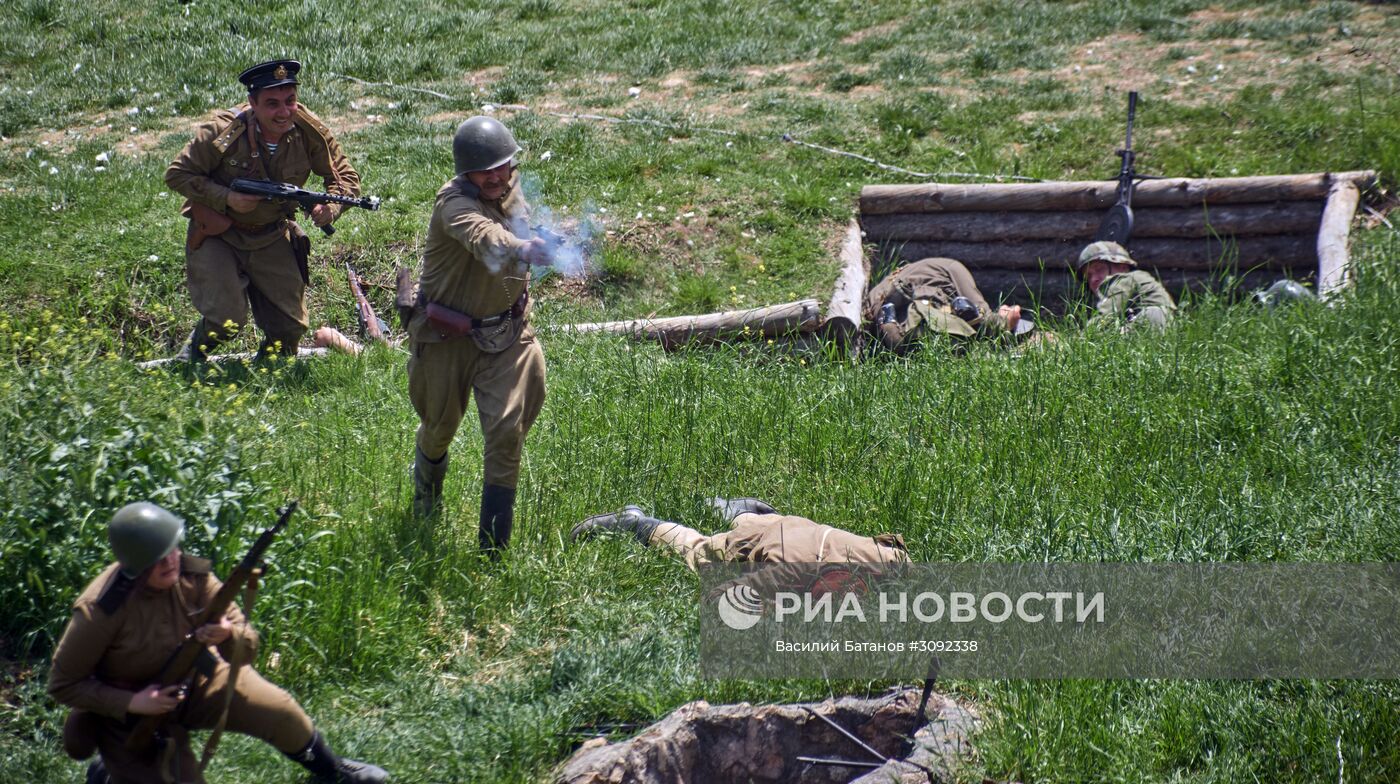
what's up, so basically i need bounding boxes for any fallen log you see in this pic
[881,233,1317,272]
[1317,179,1362,298]
[821,220,868,347]
[560,299,822,346]
[861,201,1326,243]
[860,171,1376,215]
[135,346,332,369]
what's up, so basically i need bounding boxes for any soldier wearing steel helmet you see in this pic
[1074,241,1176,330]
[47,503,386,784]
[1254,279,1318,309]
[405,115,552,556]
[165,59,363,362]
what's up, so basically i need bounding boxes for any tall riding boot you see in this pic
[412,449,448,518]
[479,483,516,556]
[570,505,664,544]
[84,759,111,784]
[707,496,778,523]
[285,731,388,784]
[174,320,220,363]
[255,333,300,363]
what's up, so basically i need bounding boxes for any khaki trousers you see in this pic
[185,223,308,348]
[407,327,546,488]
[95,664,314,784]
[654,514,910,572]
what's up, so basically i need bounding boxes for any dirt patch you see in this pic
[841,19,903,46]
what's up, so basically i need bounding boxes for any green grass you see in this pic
[3,1,1400,782]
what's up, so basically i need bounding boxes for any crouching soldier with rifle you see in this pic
[165,59,366,363]
[48,502,386,784]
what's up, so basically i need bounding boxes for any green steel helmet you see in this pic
[452,116,521,174]
[1254,279,1318,308]
[1075,241,1136,272]
[108,502,185,577]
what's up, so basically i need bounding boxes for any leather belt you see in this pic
[230,218,285,234]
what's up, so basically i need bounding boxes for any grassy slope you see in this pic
[2,1,1400,782]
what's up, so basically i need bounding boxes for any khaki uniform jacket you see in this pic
[1090,270,1177,328]
[408,174,533,343]
[165,105,361,226]
[865,257,1011,337]
[48,557,256,720]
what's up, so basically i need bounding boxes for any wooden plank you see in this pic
[1317,180,1362,298]
[822,220,868,346]
[881,233,1317,272]
[861,201,1325,243]
[560,299,823,345]
[859,171,1376,214]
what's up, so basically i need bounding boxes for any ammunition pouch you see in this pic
[288,222,311,286]
[183,202,232,253]
[62,709,102,761]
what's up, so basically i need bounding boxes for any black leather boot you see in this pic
[285,732,388,783]
[85,759,111,784]
[707,497,778,523]
[412,449,448,518]
[173,321,219,363]
[479,483,515,556]
[570,505,665,545]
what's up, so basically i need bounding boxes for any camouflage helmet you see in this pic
[108,502,185,577]
[1254,279,1318,308]
[452,116,521,174]
[1075,241,1136,272]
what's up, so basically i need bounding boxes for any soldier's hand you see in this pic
[194,616,233,646]
[521,237,552,267]
[998,304,1021,334]
[309,204,334,227]
[227,192,262,214]
[128,684,185,715]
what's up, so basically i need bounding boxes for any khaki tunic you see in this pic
[407,175,546,488]
[165,106,361,345]
[865,258,1011,344]
[1090,270,1177,330]
[653,514,910,572]
[48,557,314,784]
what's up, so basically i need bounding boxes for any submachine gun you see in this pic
[125,502,297,753]
[1094,91,1139,244]
[230,178,380,235]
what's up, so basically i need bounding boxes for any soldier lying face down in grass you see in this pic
[864,257,1038,355]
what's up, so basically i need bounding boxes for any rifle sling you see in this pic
[196,569,262,776]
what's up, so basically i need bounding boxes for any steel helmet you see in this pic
[1075,241,1136,272]
[108,502,185,577]
[1254,279,1318,308]
[452,116,521,174]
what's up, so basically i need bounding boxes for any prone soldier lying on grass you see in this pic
[864,257,1038,355]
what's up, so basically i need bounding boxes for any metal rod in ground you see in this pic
[802,706,891,764]
[795,756,884,769]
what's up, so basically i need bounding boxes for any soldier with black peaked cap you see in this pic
[48,502,386,783]
[165,59,363,362]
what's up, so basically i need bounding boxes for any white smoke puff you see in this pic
[517,171,598,279]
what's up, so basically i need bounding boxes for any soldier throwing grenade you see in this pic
[48,503,386,783]
[406,116,552,556]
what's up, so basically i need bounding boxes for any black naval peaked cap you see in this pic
[239,59,301,92]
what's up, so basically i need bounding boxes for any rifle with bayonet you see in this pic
[1094,91,1139,244]
[230,178,380,236]
[125,502,297,753]
[346,264,389,344]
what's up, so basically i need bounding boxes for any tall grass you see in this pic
[2,1,1400,782]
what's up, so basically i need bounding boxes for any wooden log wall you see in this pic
[859,171,1375,310]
